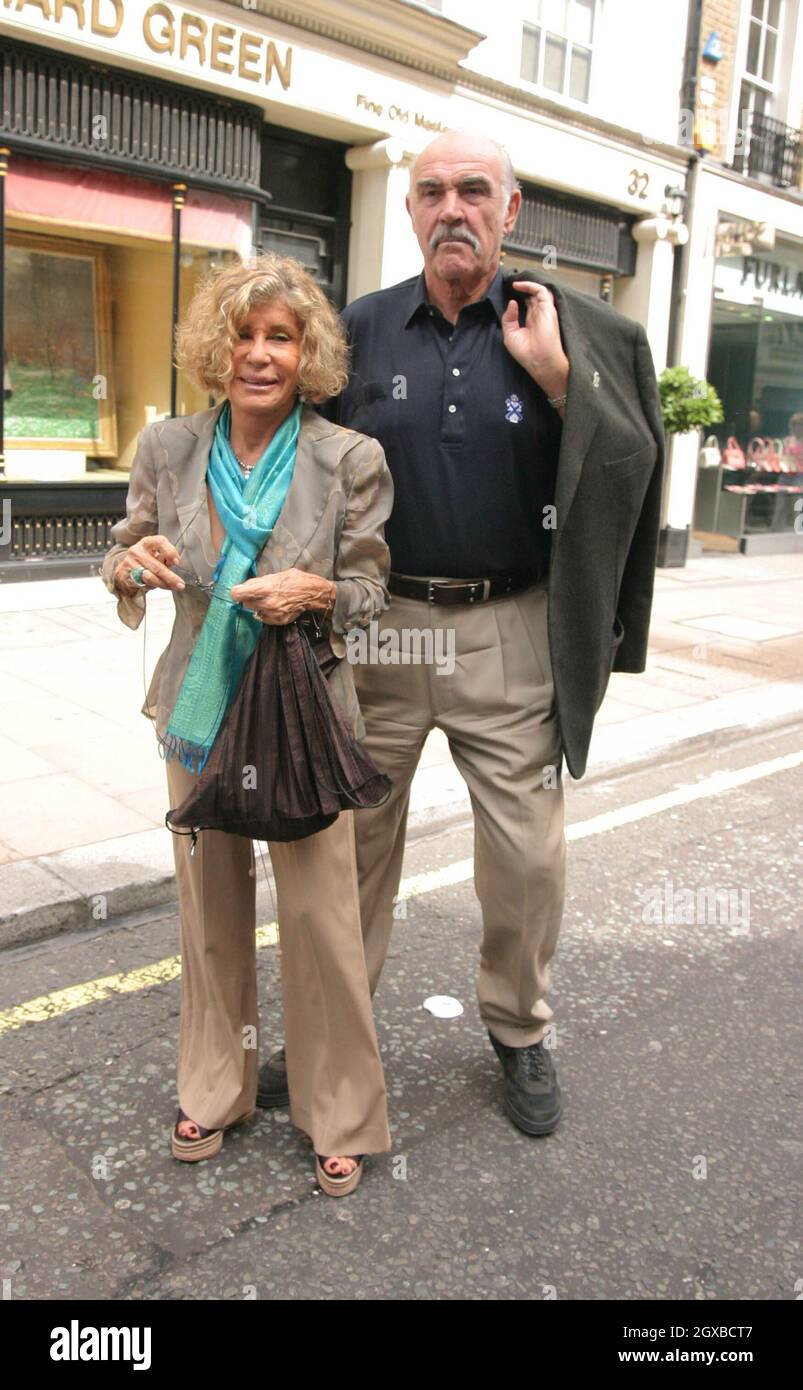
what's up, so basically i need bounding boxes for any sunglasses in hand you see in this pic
[169,563,237,606]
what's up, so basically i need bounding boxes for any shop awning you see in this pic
[6,155,253,258]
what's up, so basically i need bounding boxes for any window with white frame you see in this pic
[739,0,783,127]
[731,0,800,183]
[520,0,597,103]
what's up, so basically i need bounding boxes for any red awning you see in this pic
[6,155,253,258]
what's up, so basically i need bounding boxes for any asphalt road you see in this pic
[1,721,801,1303]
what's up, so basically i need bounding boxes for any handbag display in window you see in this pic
[721,436,746,468]
[699,435,722,468]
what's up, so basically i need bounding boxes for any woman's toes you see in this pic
[325,1156,354,1176]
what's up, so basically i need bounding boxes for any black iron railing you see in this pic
[0,482,127,577]
[734,110,801,189]
[505,185,637,276]
[0,38,262,191]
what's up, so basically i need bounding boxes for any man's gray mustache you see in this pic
[430,227,480,253]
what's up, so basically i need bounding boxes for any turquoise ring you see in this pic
[130,566,147,587]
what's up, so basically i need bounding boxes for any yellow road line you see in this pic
[2,745,800,1036]
[0,922,279,1036]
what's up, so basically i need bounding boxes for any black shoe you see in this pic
[488,1030,562,1135]
[256,1045,290,1109]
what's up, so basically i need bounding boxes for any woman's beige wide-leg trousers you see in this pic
[165,755,391,1157]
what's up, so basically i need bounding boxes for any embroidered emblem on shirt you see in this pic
[505,394,523,423]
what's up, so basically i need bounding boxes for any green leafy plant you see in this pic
[658,366,724,436]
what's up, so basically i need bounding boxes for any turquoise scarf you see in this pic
[160,397,301,775]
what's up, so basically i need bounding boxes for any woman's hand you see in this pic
[230,569,336,625]
[114,535,185,596]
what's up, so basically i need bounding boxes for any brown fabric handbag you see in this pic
[166,619,391,845]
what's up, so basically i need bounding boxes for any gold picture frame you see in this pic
[5,231,117,456]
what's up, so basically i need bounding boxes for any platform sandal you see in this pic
[314,1153,365,1197]
[171,1106,256,1163]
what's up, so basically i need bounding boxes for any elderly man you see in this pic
[258,131,664,1136]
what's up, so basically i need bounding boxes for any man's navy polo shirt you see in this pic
[320,268,562,579]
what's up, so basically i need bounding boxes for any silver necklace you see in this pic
[233,451,255,479]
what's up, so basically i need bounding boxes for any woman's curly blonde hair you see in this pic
[174,254,349,404]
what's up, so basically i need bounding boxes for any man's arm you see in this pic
[611,325,666,673]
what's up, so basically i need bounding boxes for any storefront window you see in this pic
[695,240,803,550]
[709,303,803,439]
[6,236,115,457]
[159,188,251,433]
[4,156,251,483]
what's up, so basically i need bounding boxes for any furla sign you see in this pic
[0,0,293,93]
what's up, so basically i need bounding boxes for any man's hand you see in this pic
[501,281,569,411]
[231,569,336,626]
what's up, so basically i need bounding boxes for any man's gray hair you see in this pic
[498,144,518,198]
[410,135,519,201]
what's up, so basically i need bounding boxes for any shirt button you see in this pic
[452,368,460,377]
[448,404,457,413]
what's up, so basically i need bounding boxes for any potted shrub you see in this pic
[658,365,724,436]
[657,366,724,566]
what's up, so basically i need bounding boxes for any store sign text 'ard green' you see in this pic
[1,1,293,92]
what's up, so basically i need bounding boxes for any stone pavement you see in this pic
[1,551,802,946]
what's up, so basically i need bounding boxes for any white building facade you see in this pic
[2,0,800,572]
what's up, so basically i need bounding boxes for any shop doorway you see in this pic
[258,125,352,308]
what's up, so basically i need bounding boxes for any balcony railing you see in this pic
[733,110,801,189]
[0,37,262,194]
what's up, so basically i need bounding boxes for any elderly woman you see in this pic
[100,254,393,1197]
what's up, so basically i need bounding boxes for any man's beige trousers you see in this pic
[166,757,391,1156]
[352,577,566,1048]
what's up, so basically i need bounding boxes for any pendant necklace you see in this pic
[233,452,255,480]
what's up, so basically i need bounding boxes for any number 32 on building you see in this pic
[627,169,650,198]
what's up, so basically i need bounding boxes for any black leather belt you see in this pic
[388,566,547,605]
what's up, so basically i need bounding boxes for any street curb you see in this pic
[2,707,803,954]
[577,703,803,789]
[401,705,803,841]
